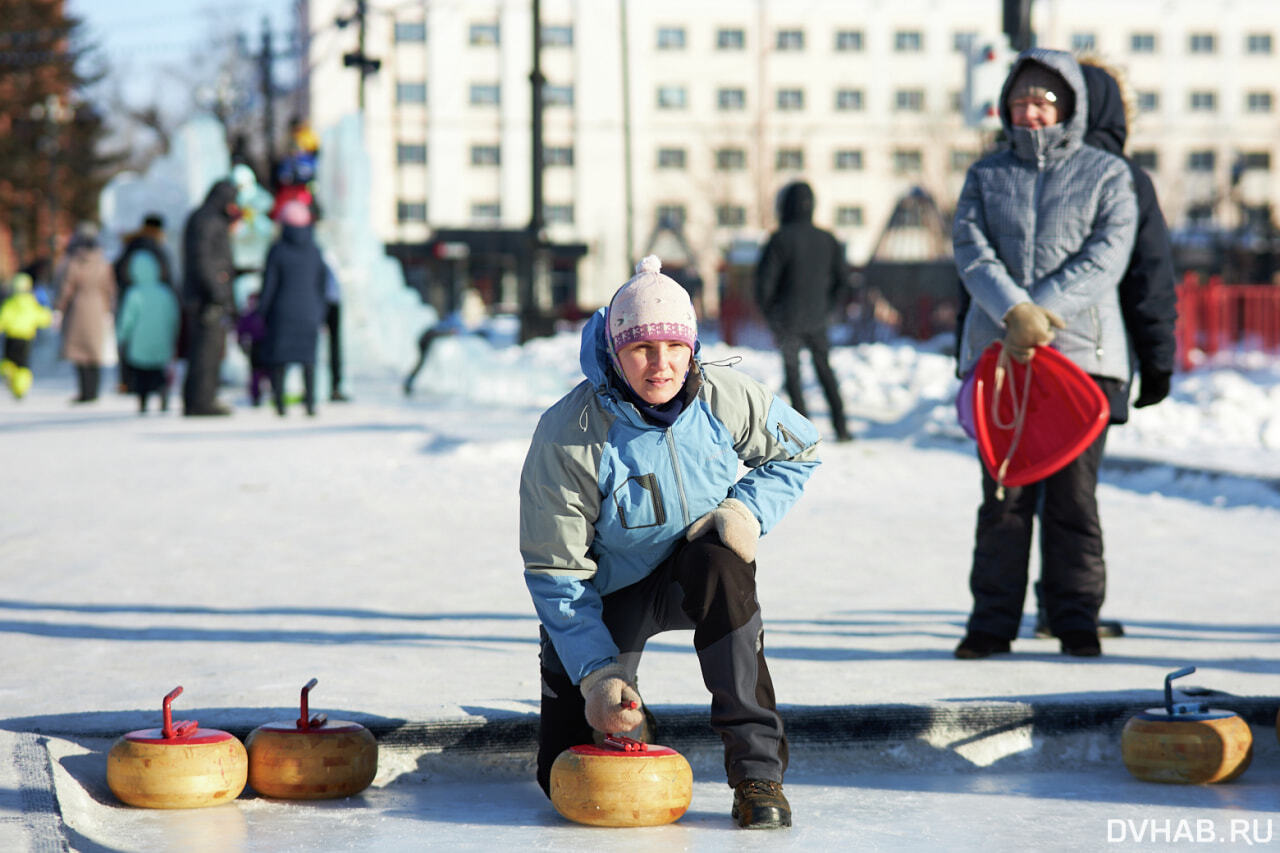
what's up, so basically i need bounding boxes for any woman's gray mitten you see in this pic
[580,663,644,733]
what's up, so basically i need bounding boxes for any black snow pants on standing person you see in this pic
[535,533,788,796]
[966,424,1111,640]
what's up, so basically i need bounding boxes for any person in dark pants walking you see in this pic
[258,200,330,416]
[181,180,241,416]
[756,181,853,443]
[521,256,820,829]
[951,49,1137,660]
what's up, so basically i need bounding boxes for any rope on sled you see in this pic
[990,346,1033,500]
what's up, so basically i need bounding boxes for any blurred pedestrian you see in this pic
[258,200,329,416]
[181,179,240,416]
[55,224,117,404]
[116,249,180,413]
[520,255,820,829]
[113,213,175,394]
[235,292,269,406]
[403,288,487,396]
[323,264,348,402]
[0,273,53,399]
[951,48,1137,659]
[756,180,853,442]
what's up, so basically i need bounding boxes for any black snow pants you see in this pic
[965,423,1110,640]
[776,329,848,439]
[535,533,787,796]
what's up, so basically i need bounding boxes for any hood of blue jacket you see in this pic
[578,307,702,398]
[126,249,163,287]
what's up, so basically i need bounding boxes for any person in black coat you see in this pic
[181,180,241,416]
[755,181,853,442]
[258,200,330,416]
[1078,59,1178,420]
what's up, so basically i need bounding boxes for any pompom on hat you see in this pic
[606,255,698,358]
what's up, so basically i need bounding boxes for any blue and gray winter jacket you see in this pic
[953,47,1138,381]
[520,309,820,684]
[116,250,180,369]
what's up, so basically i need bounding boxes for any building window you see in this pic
[1188,150,1216,172]
[836,206,864,227]
[835,89,864,111]
[469,23,499,46]
[1240,151,1272,171]
[469,84,500,106]
[657,27,686,50]
[717,205,747,227]
[1246,91,1273,113]
[397,143,427,165]
[894,89,924,112]
[949,90,964,113]
[545,204,574,225]
[834,149,863,170]
[657,86,687,109]
[894,31,922,52]
[1132,150,1158,170]
[470,145,500,166]
[1187,204,1213,224]
[951,149,978,172]
[1071,32,1096,52]
[395,21,426,43]
[1189,33,1216,54]
[776,88,804,110]
[1246,33,1273,54]
[544,146,574,167]
[656,204,686,227]
[715,148,746,170]
[657,147,686,169]
[835,30,864,52]
[542,25,573,47]
[776,29,804,51]
[1137,91,1160,112]
[892,149,923,174]
[1130,33,1156,53]
[717,28,745,50]
[953,31,977,52]
[717,88,746,110]
[396,82,427,104]
[471,202,501,221]
[776,148,804,170]
[1189,90,1217,112]
[397,201,427,222]
[544,84,574,107]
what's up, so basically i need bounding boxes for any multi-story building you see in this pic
[306,0,1280,313]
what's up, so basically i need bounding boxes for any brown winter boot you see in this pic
[732,779,791,829]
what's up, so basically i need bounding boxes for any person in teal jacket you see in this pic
[0,273,53,399]
[116,250,180,413]
[519,256,820,829]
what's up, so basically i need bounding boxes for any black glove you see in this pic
[1134,370,1171,409]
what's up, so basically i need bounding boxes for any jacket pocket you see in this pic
[613,473,665,529]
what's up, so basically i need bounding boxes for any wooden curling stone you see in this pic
[1121,666,1253,785]
[550,735,692,827]
[107,686,247,809]
[246,678,377,800]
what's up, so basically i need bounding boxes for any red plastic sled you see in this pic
[971,342,1110,489]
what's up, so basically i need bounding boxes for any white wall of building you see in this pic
[307,0,1280,310]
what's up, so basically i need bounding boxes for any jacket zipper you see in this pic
[665,429,691,527]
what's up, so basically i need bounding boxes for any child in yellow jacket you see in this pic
[0,273,54,399]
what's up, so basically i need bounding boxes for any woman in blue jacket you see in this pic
[520,256,820,829]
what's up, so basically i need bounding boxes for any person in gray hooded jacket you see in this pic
[951,47,1137,660]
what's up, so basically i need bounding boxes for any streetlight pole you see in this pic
[521,0,547,343]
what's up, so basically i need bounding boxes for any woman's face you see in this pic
[617,339,692,405]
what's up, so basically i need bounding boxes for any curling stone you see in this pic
[107,686,247,809]
[1121,666,1253,784]
[550,735,692,827]
[245,678,377,799]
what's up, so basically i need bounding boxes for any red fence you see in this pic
[1175,272,1280,370]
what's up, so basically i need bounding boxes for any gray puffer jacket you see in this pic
[953,47,1138,381]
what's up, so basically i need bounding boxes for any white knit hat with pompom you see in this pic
[606,255,697,355]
